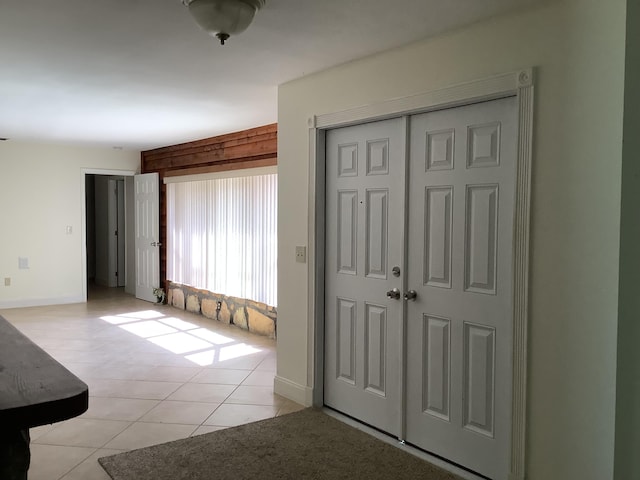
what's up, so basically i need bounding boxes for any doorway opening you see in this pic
[81,169,136,301]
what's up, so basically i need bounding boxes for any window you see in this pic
[166,168,277,306]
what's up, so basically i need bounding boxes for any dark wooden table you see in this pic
[0,315,89,479]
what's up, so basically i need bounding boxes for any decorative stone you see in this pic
[247,299,268,312]
[218,300,232,325]
[201,298,217,320]
[234,307,248,330]
[172,289,185,310]
[227,299,237,314]
[247,308,276,339]
[186,295,200,314]
[166,281,277,338]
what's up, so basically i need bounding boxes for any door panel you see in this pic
[337,190,358,274]
[134,172,160,303]
[465,184,499,294]
[336,297,357,384]
[423,314,451,421]
[365,189,388,278]
[324,118,405,436]
[405,97,517,480]
[463,322,496,437]
[424,186,453,288]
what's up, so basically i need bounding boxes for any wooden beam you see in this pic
[163,157,277,178]
[142,138,277,171]
[143,124,277,157]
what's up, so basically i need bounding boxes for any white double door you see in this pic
[324,97,517,480]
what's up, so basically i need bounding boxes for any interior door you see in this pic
[107,178,118,287]
[135,172,160,303]
[405,97,517,479]
[323,97,518,480]
[324,117,406,436]
[107,178,127,288]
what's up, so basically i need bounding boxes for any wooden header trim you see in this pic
[163,157,277,178]
[142,123,277,173]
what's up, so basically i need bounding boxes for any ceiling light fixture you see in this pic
[182,0,265,45]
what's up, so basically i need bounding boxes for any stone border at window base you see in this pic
[166,282,277,339]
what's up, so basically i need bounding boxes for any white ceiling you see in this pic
[0,0,542,150]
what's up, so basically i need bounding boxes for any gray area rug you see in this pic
[98,408,463,480]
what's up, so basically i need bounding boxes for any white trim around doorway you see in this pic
[307,69,534,480]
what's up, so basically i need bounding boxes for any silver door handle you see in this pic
[151,242,163,247]
[403,290,417,301]
[386,288,401,300]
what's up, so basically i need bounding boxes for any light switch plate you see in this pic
[295,246,307,263]
[18,257,29,269]
[4,278,10,287]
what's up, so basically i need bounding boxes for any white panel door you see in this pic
[107,178,127,288]
[135,173,160,303]
[405,97,517,479]
[324,118,406,436]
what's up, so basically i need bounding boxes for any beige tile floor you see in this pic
[0,286,303,480]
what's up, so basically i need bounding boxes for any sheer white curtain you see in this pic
[167,172,277,306]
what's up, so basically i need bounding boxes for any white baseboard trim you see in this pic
[274,375,313,406]
[0,295,85,310]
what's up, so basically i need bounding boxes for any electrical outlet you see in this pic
[4,277,10,287]
[295,246,307,263]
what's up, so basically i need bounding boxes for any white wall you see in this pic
[276,1,626,479]
[0,141,139,308]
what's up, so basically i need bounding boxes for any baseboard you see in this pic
[274,375,313,406]
[0,295,85,310]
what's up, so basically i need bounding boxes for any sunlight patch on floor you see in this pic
[184,350,217,366]
[148,332,213,354]
[119,320,178,338]
[190,328,234,345]
[219,343,262,361]
[100,310,262,366]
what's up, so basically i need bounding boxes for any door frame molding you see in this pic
[308,69,534,480]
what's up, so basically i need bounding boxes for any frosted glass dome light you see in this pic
[183,0,265,45]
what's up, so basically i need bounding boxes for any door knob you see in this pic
[403,290,417,301]
[151,242,163,247]
[386,288,401,300]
